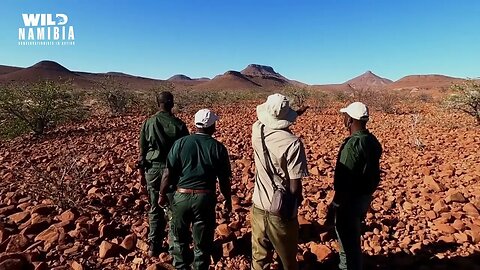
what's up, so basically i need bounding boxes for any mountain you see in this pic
[345,71,393,90]
[0,60,92,87]
[0,65,23,76]
[389,74,464,91]
[167,74,193,81]
[195,70,261,90]
[240,64,290,87]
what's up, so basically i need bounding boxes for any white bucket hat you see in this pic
[340,102,369,121]
[256,93,298,129]
[195,109,218,128]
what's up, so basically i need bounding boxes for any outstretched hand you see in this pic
[296,106,309,116]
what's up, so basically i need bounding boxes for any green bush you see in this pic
[96,75,136,115]
[444,80,480,125]
[0,80,85,137]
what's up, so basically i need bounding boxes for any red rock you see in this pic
[120,234,136,251]
[30,204,55,216]
[34,225,59,244]
[136,239,149,252]
[58,209,78,223]
[0,206,17,216]
[159,252,173,263]
[216,224,232,238]
[99,240,122,259]
[424,176,445,192]
[33,261,48,270]
[463,203,479,216]
[433,200,449,213]
[467,230,480,244]
[310,243,333,262]
[70,261,83,270]
[146,263,173,270]
[452,220,465,231]
[222,241,235,257]
[445,192,467,203]
[5,234,29,252]
[435,224,456,234]
[0,253,32,270]
[8,211,30,224]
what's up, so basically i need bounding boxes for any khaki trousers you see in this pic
[251,206,299,270]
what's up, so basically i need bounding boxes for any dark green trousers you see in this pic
[334,195,372,270]
[145,166,167,246]
[170,192,216,270]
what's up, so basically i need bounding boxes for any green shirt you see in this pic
[334,129,382,198]
[166,133,231,190]
[139,111,189,166]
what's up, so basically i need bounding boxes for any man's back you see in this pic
[140,111,189,165]
[251,120,308,211]
[167,133,231,190]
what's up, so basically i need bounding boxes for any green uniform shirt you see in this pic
[139,111,189,167]
[334,129,382,198]
[166,133,231,190]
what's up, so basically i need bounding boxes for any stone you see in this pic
[8,211,30,224]
[34,225,59,244]
[216,224,232,238]
[445,192,467,203]
[433,200,449,213]
[435,224,456,234]
[222,241,235,257]
[424,176,445,192]
[5,234,29,252]
[463,203,479,216]
[58,209,78,223]
[30,204,55,216]
[99,240,122,259]
[136,239,149,252]
[70,261,83,270]
[120,234,136,251]
[310,243,333,262]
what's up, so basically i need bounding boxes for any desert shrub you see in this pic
[349,88,401,114]
[97,75,136,115]
[418,93,433,103]
[0,80,85,137]
[444,80,480,125]
[282,87,310,109]
[332,91,350,103]
[310,91,329,110]
[25,157,90,210]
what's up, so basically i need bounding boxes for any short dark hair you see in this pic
[156,91,174,108]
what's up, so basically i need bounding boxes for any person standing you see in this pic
[251,93,308,270]
[137,91,189,257]
[332,102,383,270]
[159,109,232,270]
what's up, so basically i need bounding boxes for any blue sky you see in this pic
[0,0,479,84]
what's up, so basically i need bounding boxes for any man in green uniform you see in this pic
[332,102,382,270]
[138,91,189,257]
[159,109,232,270]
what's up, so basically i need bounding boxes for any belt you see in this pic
[176,188,213,194]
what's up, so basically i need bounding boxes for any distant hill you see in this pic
[0,65,23,76]
[195,70,261,90]
[345,71,392,90]
[168,74,193,81]
[0,60,93,87]
[389,74,464,91]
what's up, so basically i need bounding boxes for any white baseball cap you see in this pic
[340,102,369,121]
[194,109,219,128]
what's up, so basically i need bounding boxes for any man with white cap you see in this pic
[251,93,308,270]
[332,102,382,270]
[159,109,232,270]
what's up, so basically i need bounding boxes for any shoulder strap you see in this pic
[260,124,283,190]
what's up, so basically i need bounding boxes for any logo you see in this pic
[18,14,75,46]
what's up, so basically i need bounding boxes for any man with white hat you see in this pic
[159,109,232,270]
[332,102,382,270]
[251,93,308,270]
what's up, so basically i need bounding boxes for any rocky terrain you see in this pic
[0,101,479,270]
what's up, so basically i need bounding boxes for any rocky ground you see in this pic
[0,102,479,270]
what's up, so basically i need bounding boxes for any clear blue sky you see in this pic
[0,0,479,84]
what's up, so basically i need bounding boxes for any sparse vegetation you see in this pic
[444,79,480,125]
[97,75,136,115]
[0,80,85,137]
